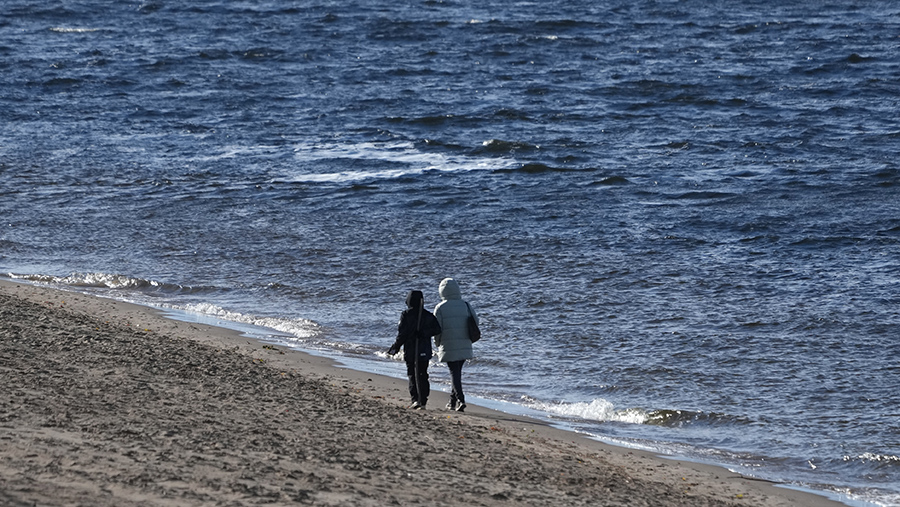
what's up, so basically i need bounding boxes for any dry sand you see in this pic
[0,279,843,506]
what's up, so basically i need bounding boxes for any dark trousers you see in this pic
[406,359,430,405]
[448,360,466,405]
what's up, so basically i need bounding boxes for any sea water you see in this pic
[2,1,899,504]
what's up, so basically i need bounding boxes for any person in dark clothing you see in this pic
[388,290,442,409]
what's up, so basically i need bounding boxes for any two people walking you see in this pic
[388,278,478,411]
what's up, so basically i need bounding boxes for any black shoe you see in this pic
[456,403,466,413]
[408,401,421,409]
[446,400,457,411]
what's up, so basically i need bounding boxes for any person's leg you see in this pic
[406,360,419,407]
[417,359,430,407]
[446,362,458,410]
[448,360,465,407]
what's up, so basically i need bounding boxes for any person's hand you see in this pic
[387,346,399,356]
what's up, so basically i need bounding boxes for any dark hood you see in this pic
[406,290,424,309]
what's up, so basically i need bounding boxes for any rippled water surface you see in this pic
[2,1,899,504]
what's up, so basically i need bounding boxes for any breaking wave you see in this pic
[172,302,320,341]
[5,272,210,294]
[524,398,649,425]
[522,399,751,428]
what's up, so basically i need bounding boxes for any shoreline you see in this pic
[0,279,848,506]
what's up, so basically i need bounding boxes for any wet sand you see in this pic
[0,279,842,506]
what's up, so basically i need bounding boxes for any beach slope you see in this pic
[0,280,839,506]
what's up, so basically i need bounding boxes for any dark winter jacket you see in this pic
[391,290,442,362]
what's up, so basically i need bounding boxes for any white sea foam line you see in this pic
[8,272,160,290]
[294,167,422,184]
[293,140,416,161]
[528,398,650,425]
[10,272,321,344]
[185,144,290,162]
[175,302,320,340]
[289,140,518,183]
[50,27,101,33]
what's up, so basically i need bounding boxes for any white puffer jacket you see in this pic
[433,278,476,363]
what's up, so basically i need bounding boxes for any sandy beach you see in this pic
[0,279,843,506]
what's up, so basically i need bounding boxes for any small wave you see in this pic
[493,108,530,120]
[284,167,420,184]
[286,140,517,184]
[739,320,776,327]
[387,115,460,126]
[480,139,540,153]
[878,224,900,236]
[790,235,867,248]
[0,239,22,251]
[873,168,899,187]
[6,272,208,294]
[846,53,875,64]
[42,77,82,87]
[138,2,163,14]
[527,398,649,424]
[420,138,466,150]
[239,47,282,60]
[738,235,780,244]
[733,23,759,35]
[645,409,752,428]
[512,163,554,174]
[845,453,900,468]
[49,27,101,33]
[180,123,215,134]
[523,399,752,429]
[197,47,286,61]
[668,191,737,200]
[494,163,584,174]
[591,176,631,186]
[176,302,319,340]
[664,141,690,150]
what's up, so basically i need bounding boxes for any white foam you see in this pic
[847,453,900,464]
[9,272,159,289]
[286,140,517,184]
[177,302,319,340]
[528,398,650,424]
[49,27,101,33]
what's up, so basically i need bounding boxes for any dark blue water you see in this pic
[2,1,899,504]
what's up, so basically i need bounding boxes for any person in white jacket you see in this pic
[433,278,477,412]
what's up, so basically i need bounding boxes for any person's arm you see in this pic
[388,312,410,354]
[426,312,442,339]
[432,305,444,347]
